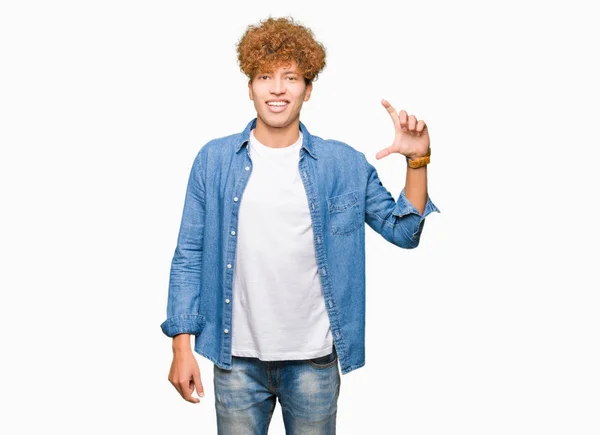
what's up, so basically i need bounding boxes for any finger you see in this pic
[381,99,401,131]
[408,114,417,132]
[399,110,408,131]
[375,146,394,160]
[416,120,427,134]
[182,377,200,403]
[193,369,205,399]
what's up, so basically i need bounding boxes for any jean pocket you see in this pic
[327,190,361,235]
[307,346,338,369]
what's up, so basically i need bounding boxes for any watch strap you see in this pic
[406,147,431,169]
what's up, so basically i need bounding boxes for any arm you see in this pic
[160,152,207,338]
[364,99,440,247]
[362,152,440,249]
[404,163,428,215]
[162,151,208,403]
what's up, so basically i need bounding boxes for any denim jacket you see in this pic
[160,117,440,375]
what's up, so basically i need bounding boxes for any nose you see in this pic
[270,77,286,95]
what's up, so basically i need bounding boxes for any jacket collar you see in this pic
[236,117,318,159]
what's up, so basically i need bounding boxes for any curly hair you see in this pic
[235,16,327,86]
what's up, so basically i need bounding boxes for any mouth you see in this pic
[265,101,289,113]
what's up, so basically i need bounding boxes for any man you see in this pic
[160,16,440,434]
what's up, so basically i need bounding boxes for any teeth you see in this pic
[267,102,287,106]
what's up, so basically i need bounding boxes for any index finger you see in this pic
[381,99,400,131]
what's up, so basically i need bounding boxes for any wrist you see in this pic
[406,147,431,160]
[405,147,431,169]
[173,345,192,353]
[172,333,192,351]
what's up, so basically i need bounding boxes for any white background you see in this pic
[1,1,599,434]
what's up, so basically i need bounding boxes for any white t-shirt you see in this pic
[230,128,333,360]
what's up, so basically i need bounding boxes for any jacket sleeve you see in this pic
[360,152,440,249]
[160,152,207,338]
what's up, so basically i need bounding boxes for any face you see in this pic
[248,59,312,129]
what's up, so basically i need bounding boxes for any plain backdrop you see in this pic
[1,1,599,434]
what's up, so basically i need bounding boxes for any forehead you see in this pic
[259,60,301,74]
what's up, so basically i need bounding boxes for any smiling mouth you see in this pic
[266,101,289,113]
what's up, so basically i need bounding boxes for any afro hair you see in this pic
[236,16,327,86]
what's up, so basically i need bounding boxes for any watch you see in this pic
[406,147,431,169]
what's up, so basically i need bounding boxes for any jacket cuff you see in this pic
[160,314,206,338]
[391,187,441,219]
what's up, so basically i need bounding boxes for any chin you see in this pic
[259,112,295,128]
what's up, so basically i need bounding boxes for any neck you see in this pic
[253,116,300,148]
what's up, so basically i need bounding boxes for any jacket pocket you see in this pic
[327,190,361,235]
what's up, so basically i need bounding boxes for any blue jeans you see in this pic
[213,345,341,434]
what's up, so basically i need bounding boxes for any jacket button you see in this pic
[225,298,230,303]
[233,197,239,202]
[227,264,232,269]
[245,166,250,171]
[231,231,236,236]
[224,329,229,334]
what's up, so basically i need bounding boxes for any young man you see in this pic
[161,16,440,434]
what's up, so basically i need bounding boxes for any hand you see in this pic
[168,349,204,403]
[376,99,430,160]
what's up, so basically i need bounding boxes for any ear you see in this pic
[304,82,313,102]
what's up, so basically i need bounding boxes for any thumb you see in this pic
[192,369,205,398]
[375,147,393,160]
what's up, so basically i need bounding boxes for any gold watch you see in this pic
[406,147,431,169]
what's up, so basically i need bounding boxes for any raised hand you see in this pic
[375,99,430,160]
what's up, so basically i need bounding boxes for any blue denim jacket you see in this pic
[160,117,440,375]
